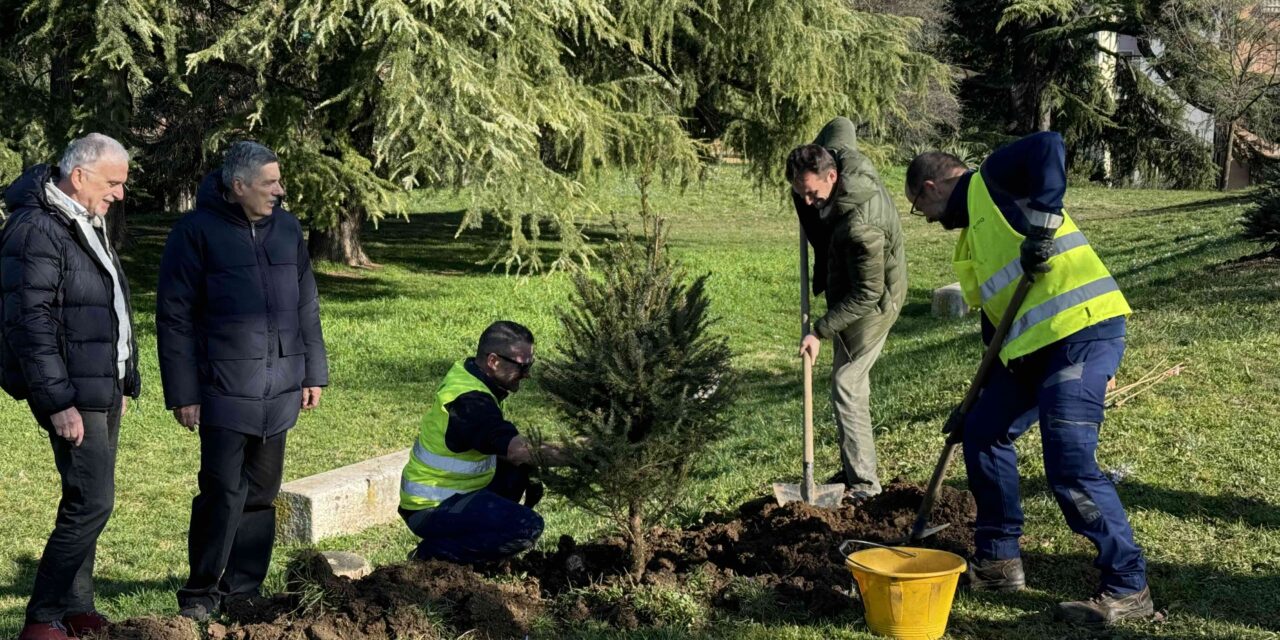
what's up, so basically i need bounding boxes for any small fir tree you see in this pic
[538,220,735,579]
[1242,168,1280,255]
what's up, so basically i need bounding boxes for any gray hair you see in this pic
[221,141,279,189]
[58,133,129,176]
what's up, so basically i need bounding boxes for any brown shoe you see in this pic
[960,556,1026,592]
[64,610,110,637]
[1055,586,1156,626]
[18,622,71,640]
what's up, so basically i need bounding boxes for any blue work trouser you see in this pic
[962,335,1147,594]
[401,462,544,564]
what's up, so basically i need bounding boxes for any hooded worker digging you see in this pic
[786,116,907,502]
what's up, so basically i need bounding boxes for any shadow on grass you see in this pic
[311,270,408,304]
[948,550,1280,636]
[1119,482,1280,530]
[115,209,588,301]
[1110,234,1238,290]
[1083,194,1254,221]
[365,211,629,276]
[0,553,179,603]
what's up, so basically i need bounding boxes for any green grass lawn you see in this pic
[2,166,1278,639]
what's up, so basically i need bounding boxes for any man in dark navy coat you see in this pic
[157,141,328,620]
[1,134,140,640]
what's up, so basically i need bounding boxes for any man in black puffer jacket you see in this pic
[157,141,328,620]
[1,134,140,640]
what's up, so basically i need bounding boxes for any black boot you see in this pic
[1055,586,1156,626]
[960,556,1026,592]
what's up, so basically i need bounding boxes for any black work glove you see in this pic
[1020,225,1056,274]
[523,481,544,509]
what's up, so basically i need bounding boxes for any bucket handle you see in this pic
[838,539,918,560]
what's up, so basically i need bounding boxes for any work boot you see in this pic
[177,601,212,622]
[63,610,110,637]
[18,621,71,640]
[960,556,1026,592]
[1055,586,1155,626]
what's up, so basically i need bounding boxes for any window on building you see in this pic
[1262,0,1280,14]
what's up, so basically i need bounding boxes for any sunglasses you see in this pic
[493,352,534,374]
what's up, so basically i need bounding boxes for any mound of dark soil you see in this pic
[96,617,198,640]
[105,479,974,639]
[513,477,975,617]
[207,556,542,640]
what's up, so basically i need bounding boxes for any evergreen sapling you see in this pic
[539,222,735,579]
[1242,167,1280,256]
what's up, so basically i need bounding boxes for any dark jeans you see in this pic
[962,336,1147,594]
[177,427,287,611]
[26,389,123,624]
[401,462,544,564]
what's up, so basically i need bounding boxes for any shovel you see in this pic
[897,273,1035,543]
[773,222,845,509]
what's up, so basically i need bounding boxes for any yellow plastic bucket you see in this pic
[842,542,967,640]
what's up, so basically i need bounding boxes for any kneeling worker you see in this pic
[399,321,562,563]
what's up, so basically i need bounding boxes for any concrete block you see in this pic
[276,449,409,543]
[932,282,970,318]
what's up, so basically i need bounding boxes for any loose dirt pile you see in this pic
[514,478,975,619]
[98,479,974,640]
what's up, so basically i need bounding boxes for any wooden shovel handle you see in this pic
[800,221,816,499]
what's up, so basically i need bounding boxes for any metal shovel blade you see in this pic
[890,522,951,545]
[772,481,845,509]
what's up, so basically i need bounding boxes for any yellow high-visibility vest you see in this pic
[399,360,500,510]
[953,171,1131,364]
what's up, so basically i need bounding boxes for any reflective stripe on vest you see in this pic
[400,477,466,503]
[954,170,1131,363]
[978,231,1090,304]
[412,439,496,475]
[1005,276,1121,345]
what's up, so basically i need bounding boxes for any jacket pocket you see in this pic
[279,330,306,356]
[204,331,267,399]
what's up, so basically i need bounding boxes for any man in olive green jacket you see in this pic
[787,116,907,498]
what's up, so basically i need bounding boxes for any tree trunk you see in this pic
[627,498,648,579]
[1036,92,1053,132]
[1220,119,1237,192]
[50,50,75,144]
[307,206,377,268]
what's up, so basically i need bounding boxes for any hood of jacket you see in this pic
[813,118,881,220]
[4,164,62,217]
[195,169,287,227]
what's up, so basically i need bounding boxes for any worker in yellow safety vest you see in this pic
[399,320,564,563]
[905,133,1155,627]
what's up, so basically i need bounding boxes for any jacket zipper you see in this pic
[250,222,273,441]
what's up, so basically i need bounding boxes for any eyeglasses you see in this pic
[907,192,923,217]
[493,352,534,374]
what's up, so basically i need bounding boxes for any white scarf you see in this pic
[44,182,132,379]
